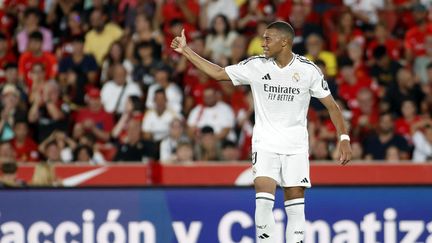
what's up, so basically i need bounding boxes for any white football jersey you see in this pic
[225,54,331,154]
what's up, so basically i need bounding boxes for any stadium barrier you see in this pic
[9,162,432,186]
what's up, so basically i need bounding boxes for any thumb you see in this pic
[181,29,185,38]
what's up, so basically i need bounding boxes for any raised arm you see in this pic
[319,95,352,165]
[171,29,230,81]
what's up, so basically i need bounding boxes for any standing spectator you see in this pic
[204,14,238,64]
[28,80,69,142]
[73,88,114,143]
[187,87,235,141]
[412,121,432,162]
[100,64,142,115]
[0,33,17,83]
[363,112,410,160]
[383,67,425,117]
[142,89,182,142]
[113,118,157,162]
[16,8,53,53]
[145,65,183,114]
[18,31,57,89]
[11,121,39,162]
[84,9,123,65]
[159,118,189,163]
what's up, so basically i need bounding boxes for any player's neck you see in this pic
[274,51,294,68]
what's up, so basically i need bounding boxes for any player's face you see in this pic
[262,29,284,58]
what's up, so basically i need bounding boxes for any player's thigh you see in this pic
[252,149,281,191]
[280,152,311,188]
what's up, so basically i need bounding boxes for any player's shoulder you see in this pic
[294,55,322,75]
[238,55,270,66]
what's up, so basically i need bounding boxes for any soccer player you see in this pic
[171,21,352,243]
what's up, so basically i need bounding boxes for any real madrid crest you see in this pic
[292,72,300,82]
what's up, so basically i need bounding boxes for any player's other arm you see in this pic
[319,95,352,165]
[171,29,230,81]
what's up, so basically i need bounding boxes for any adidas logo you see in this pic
[301,178,309,183]
[262,73,271,80]
[258,233,270,239]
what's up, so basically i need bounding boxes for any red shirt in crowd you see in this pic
[366,39,402,61]
[75,108,115,133]
[11,137,39,162]
[404,23,432,57]
[18,51,57,88]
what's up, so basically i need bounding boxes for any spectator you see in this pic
[132,41,162,86]
[38,130,76,163]
[11,121,39,162]
[100,64,142,115]
[155,0,200,36]
[370,45,402,94]
[414,35,432,84]
[383,67,425,117]
[84,9,123,65]
[1,63,28,103]
[0,84,28,138]
[18,31,57,89]
[350,88,379,141]
[159,118,189,163]
[404,3,432,63]
[28,80,69,142]
[145,64,183,114]
[100,41,133,84]
[305,33,338,77]
[0,162,25,187]
[204,14,238,64]
[16,8,53,53]
[187,87,235,141]
[73,88,114,143]
[55,10,85,58]
[173,141,194,163]
[237,0,269,37]
[221,140,241,161]
[310,140,332,161]
[346,39,368,79]
[412,121,432,162]
[194,126,221,161]
[46,0,81,39]
[76,133,106,164]
[288,2,323,55]
[247,20,266,56]
[366,22,402,62]
[199,0,238,30]
[363,112,410,160]
[142,89,182,142]
[126,13,163,62]
[111,95,144,142]
[329,10,365,57]
[343,0,385,26]
[0,33,17,83]
[31,162,61,186]
[0,141,16,162]
[394,99,423,142]
[58,35,99,105]
[72,145,94,163]
[113,118,157,162]
[385,146,402,161]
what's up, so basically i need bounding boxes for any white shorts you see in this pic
[251,149,311,188]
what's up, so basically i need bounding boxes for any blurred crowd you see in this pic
[0,0,431,182]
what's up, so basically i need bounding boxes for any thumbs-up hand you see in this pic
[170,29,187,54]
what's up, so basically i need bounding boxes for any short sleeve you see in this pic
[309,67,331,98]
[225,58,255,86]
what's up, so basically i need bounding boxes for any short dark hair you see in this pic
[266,21,295,40]
[29,31,43,42]
[154,88,166,96]
[1,162,17,174]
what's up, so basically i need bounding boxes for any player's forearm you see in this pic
[182,46,229,81]
[327,103,348,137]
